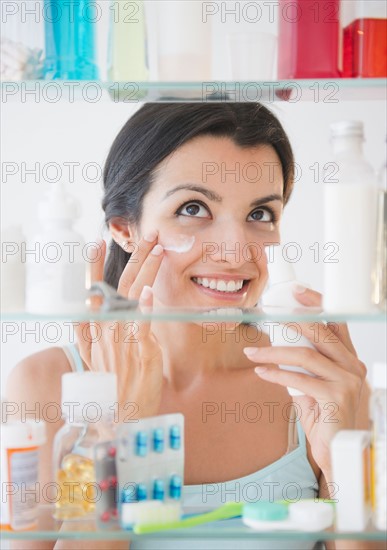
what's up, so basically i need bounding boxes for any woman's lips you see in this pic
[191,278,250,302]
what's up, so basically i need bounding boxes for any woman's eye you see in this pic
[248,208,276,223]
[176,202,210,218]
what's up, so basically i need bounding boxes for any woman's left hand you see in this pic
[243,286,368,477]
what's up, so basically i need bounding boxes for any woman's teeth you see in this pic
[192,277,244,293]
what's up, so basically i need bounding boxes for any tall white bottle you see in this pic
[25,183,87,314]
[323,121,378,313]
[261,244,316,397]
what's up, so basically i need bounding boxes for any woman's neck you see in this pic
[152,321,266,391]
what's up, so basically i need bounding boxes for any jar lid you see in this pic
[243,502,288,522]
[1,420,46,448]
[330,120,364,138]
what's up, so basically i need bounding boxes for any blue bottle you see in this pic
[44,0,99,79]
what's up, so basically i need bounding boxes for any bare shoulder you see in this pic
[6,346,73,404]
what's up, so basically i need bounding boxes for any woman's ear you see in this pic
[108,218,137,252]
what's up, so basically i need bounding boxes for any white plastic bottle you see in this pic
[370,362,387,530]
[261,244,316,396]
[25,183,87,314]
[323,121,378,313]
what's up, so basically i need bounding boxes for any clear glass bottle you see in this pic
[370,362,387,530]
[53,372,117,520]
[342,0,387,77]
[43,0,99,79]
[323,121,378,313]
[108,0,148,81]
[278,0,341,79]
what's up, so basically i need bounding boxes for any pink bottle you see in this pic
[278,0,341,79]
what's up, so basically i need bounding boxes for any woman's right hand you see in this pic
[73,232,165,420]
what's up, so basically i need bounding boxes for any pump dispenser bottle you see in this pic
[25,183,87,314]
[323,121,378,313]
[261,244,316,396]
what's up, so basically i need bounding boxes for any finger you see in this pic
[243,346,343,381]
[253,363,329,399]
[117,231,158,297]
[292,285,322,307]
[292,286,357,355]
[137,286,163,372]
[128,245,164,300]
[294,321,358,367]
[325,322,358,357]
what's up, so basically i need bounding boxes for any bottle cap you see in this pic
[330,120,364,138]
[372,362,387,390]
[264,244,297,286]
[39,183,80,222]
[61,372,118,418]
[1,419,46,448]
[243,502,288,522]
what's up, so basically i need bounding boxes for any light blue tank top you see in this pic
[63,344,322,550]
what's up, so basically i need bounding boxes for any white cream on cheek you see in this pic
[160,234,195,253]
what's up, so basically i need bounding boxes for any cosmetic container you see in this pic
[330,430,372,531]
[278,0,341,79]
[155,1,211,81]
[25,183,87,315]
[43,0,99,79]
[261,244,316,397]
[53,372,117,520]
[0,419,46,530]
[342,0,387,77]
[323,121,378,313]
[108,0,148,81]
[370,362,387,530]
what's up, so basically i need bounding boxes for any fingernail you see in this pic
[255,367,268,374]
[151,244,164,256]
[144,230,158,243]
[293,283,307,294]
[140,285,152,300]
[244,347,259,357]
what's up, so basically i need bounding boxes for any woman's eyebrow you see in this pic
[163,185,283,207]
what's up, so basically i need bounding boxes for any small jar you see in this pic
[53,372,117,520]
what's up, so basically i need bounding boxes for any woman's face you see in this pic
[134,135,284,309]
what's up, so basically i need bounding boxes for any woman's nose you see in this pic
[201,222,252,264]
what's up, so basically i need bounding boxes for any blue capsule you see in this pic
[153,428,164,453]
[153,479,165,500]
[169,425,181,450]
[169,475,182,499]
[135,431,148,457]
[136,483,147,501]
[121,485,137,503]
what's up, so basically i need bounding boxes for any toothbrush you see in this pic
[133,499,335,534]
[133,502,243,534]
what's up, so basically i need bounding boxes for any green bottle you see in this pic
[108,0,148,82]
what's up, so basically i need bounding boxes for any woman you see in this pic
[7,103,371,550]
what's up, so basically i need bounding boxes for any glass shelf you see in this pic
[1,78,386,103]
[1,506,386,541]
[1,306,386,323]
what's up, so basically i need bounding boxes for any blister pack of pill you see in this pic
[94,441,119,529]
[115,413,184,529]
